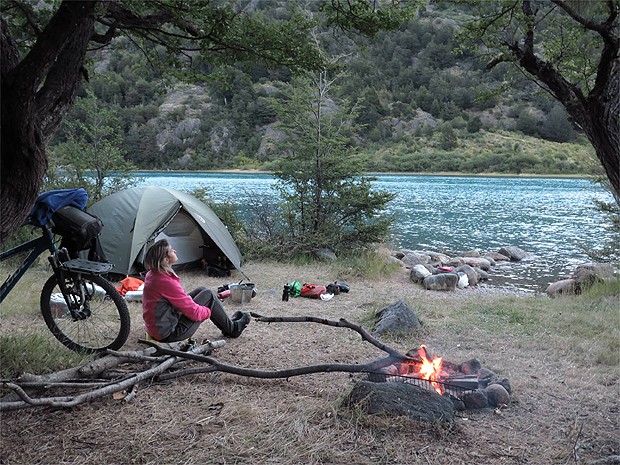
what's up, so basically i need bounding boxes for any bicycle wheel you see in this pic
[41,273,131,354]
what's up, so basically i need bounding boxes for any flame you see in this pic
[404,345,445,395]
[418,345,444,394]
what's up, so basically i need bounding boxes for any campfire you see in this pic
[373,345,512,409]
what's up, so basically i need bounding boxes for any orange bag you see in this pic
[116,277,144,296]
[300,283,327,299]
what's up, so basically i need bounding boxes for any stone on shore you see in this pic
[423,273,459,291]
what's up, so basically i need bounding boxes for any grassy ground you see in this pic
[0,257,618,464]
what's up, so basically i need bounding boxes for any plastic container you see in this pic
[125,290,143,302]
[229,284,254,304]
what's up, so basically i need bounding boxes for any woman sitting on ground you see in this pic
[142,239,250,342]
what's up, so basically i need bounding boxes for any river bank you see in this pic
[1,260,618,464]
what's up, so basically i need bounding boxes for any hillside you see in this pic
[49,2,599,177]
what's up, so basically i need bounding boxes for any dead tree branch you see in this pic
[1,315,410,411]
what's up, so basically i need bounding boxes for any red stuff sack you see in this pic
[300,283,327,299]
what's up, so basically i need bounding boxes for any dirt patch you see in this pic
[1,262,618,464]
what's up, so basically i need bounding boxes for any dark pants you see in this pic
[163,287,236,342]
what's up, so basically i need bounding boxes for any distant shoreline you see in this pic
[131,169,593,180]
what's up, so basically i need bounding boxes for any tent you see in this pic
[88,186,242,277]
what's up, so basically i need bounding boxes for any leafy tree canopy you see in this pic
[0,0,413,243]
[456,0,619,200]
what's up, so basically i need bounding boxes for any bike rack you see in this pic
[61,259,114,274]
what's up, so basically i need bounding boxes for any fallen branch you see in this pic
[250,313,404,358]
[1,315,410,411]
[1,339,224,411]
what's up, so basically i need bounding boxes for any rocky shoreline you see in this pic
[387,245,616,297]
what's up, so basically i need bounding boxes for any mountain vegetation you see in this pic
[2,0,617,244]
[49,3,600,180]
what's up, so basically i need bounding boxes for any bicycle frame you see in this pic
[0,227,56,303]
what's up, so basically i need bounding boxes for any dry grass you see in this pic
[1,260,618,465]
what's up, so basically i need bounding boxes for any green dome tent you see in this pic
[88,186,242,277]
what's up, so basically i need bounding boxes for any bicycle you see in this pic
[0,194,130,354]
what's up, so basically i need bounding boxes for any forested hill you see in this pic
[50,2,598,177]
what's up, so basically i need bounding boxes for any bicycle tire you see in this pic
[40,273,131,354]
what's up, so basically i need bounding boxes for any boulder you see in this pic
[457,249,481,258]
[546,278,576,297]
[485,252,510,262]
[410,264,432,283]
[313,248,336,261]
[401,252,431,267]
[373,300,422,336]
[572,263,615,287]
[425,251,451,264]
[462,257,492,271]
[498,246,528,261]
[476,269,491,281]
[455,264,479,286]
[446,256,465,267]
[485,384,511,407]
[344,380,455,425]
[387,255,405,267]
[423,273,459,291]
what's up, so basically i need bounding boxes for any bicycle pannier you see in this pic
[51,206,103,253]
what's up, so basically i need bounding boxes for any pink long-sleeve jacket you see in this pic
[142,270,211,341]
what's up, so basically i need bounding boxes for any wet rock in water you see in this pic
[345,380,455,425]
[498,246,528,261]
[462,256,492,271]
[485,383,511,407]
[486,251,510,262]
[373,300,422,336]
[423,273,459,291]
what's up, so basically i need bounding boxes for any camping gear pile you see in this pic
[283,281,350,301]
[217,282,257,303]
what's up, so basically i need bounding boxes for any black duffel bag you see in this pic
[51,205,104,257]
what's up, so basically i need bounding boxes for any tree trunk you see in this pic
[0,1,99,244]
[514,0,620,202]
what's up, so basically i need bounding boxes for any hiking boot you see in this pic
[231,310,244,321]
[229,312,251,338]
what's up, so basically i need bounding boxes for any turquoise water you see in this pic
[133,172,614,293]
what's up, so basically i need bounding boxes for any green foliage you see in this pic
[39,2,602,178]
[333,249,402,280]
[186,187,246,248]
[321,0,417,38]
[47,92,137,205]
[268,72,395,257]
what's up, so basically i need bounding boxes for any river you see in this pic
[133,172,614,293]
